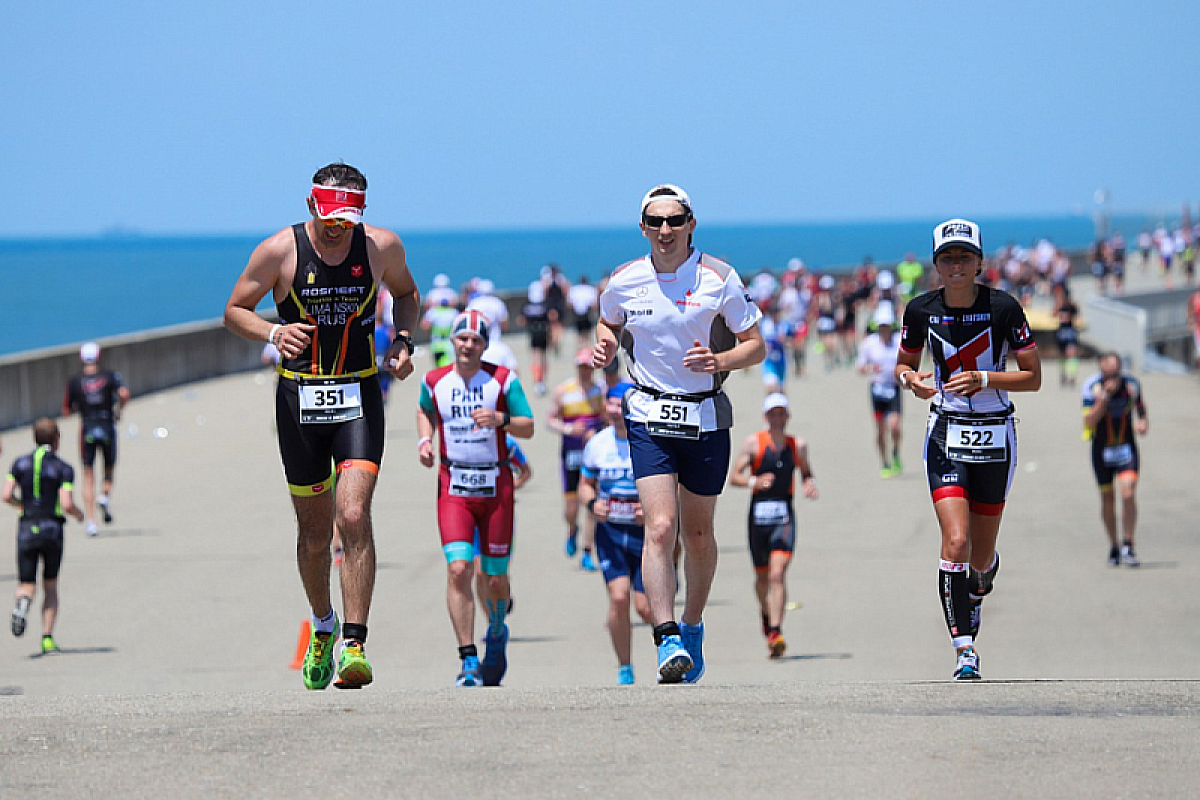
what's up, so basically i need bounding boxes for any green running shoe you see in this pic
[41,635,58,654]
[334,641,373,689]
[302,618,339,691]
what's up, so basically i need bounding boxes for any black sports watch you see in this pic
[393,332,415,355]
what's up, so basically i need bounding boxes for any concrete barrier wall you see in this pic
[1083,297,1146,371]
[0,320,268,430]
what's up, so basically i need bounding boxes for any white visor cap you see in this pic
[641,184,692,216]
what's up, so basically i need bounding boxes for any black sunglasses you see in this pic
[642,213,691,229]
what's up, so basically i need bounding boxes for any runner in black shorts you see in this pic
[729,394,817,659]
[519,281,551,395]
[896,218,1041,681]
[63,342,129,537]
[4,418,85,654]
[1082,353,1148,567]
[224,162,420,691]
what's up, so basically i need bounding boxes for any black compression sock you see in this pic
[342,623,368,644]
[458,644,478,660]
[653,621,681,646]
[939,561,973,642]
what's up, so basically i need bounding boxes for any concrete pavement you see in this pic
[1,292,1198,797]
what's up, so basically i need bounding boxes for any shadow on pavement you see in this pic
[28,646,117,660]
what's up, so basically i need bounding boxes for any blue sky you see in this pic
[5,2,1198,237]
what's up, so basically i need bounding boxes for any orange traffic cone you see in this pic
[289,620,311,670]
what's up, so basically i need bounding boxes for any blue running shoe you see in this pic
[953,647,981,681]
[481,624,509,687]
[564,533,578,558]
[656,634,692,684]
[456,655,482,687]
[581,551,598,572]
[680,620,705,683]
[617,664,635,685]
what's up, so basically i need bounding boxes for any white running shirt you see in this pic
[856,331,901,390]
[599,248,761,431]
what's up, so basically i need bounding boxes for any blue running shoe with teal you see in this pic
[656,634,692,684]
[953,647,981,681]
[481,624,509,687]
[617,664,635,685]
[456,655,482,687]
[581,551,598,572]
[680,620,705,683]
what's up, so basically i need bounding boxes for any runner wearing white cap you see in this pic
[728,393,817,658]
[62,342,129,537]
[856,304,904,477]
[894,217,1042,681]
[593,183,765,683]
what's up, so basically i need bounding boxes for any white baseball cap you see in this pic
[763,393,790,413]
[876,269,894,290]
[933,218,983,259]
[80,342,100,363]
[872,303,896,327]
[641,184,692,215]
[477,279,495,295]
[433,273,451,288]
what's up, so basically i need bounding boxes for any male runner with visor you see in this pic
[224,162,420,690]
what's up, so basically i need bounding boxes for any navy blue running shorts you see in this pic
[626,420,730,497]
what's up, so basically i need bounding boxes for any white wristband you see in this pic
[980,371,989,388]
[417,436,432,449]
[268,324,281,346]
[900,370,915,388]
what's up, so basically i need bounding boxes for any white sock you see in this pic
[312,608,337,635]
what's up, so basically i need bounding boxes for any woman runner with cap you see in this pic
[894,218,1041,681]
[593,184,764,684]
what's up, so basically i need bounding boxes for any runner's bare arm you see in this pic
[728,435,758,488]
[686,325,766,373]
[224,232,315,358]
[59,485,85,522]
[895,349,936,400]
[592,318,622,368]
[2,476,18,508]
[944,346,1041,395]
[416,407,436,468]
[796,439,818,499]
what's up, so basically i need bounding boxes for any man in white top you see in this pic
[568,275,599,347]
[856,304,904,477]
[426,274,459,309]
[593,183,764,684]
[467,279,509,337]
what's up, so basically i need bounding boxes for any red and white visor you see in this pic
[311,185,366,225]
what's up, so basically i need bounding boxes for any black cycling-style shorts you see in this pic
[274,374,385,494]
[923,409,1017,515]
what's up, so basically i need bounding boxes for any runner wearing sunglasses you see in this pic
[593,184,765,683]
[224,162,421,690]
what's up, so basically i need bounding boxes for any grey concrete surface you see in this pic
[2,271,1198,796]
